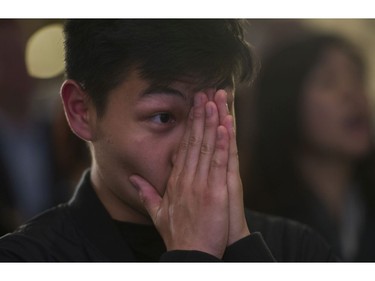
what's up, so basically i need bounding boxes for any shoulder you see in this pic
[0,204,83,261]
[245,209,338,261]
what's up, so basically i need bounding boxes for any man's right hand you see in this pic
[129,92,230,259]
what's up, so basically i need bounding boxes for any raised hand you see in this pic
[214,89,250,246]
[129,92,230,259]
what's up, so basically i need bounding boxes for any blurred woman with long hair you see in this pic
[244,34,375,261]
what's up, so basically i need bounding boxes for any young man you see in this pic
[0,19,336,261]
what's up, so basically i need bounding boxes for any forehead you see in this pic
[318,47,359,70]
[118,69,235,105]
[148,81,234,104]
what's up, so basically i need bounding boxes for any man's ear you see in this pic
[60,80,96,141]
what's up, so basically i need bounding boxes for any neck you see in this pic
[298,149,354,220]
[90,161,153,225]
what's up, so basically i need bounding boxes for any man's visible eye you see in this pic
[150,113,176,125]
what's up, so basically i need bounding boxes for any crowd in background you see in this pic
[1,19,375,261]
[0,20,90,235]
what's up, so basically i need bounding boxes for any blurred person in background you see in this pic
[0,20,70,235]
[243,34,375,261]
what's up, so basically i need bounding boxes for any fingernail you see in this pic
[219,89,227,99]
[129,177,139,191]
[129,177,144,201]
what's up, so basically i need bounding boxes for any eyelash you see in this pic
[150,112,176,126]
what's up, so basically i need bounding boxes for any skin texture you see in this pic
[61,70,250,259]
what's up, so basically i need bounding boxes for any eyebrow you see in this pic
[140,85,235,108]
[140,86,188,101]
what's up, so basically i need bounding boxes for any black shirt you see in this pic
[0,170,337,261]
[114,221,166,261]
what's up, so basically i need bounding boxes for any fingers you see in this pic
[173,89,229,182]
[214,89,250,245]
[182,93,207,179]
[129,175,163,223]
[183,91,229,185]
[214,89,229,125]
[170,108,192,178]
[208,125,229,190]
[196,101,220,179]
[171,92,206,180]
[223,115,240,175]
[213,89,239,175]
[187,89,232,182]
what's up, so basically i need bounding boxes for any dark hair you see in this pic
[245,34,375,216]
[64,19,256,116]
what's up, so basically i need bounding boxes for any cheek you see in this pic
[301,92,341,145]
[112,126,184,196]
[94,111,186,197]
[126,138,172,193]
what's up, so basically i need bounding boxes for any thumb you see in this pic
[129,175,162,221]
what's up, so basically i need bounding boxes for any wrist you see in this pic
[228,224,251,246]
[167,243,226,259]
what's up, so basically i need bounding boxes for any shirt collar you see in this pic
[68,169,136,261]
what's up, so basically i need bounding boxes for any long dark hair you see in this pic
[244,34,375,219]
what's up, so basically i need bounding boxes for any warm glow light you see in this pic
[25,23,64,79]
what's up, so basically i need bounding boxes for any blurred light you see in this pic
[25,23,64,79]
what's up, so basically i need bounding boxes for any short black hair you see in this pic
[64,19,255,116]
